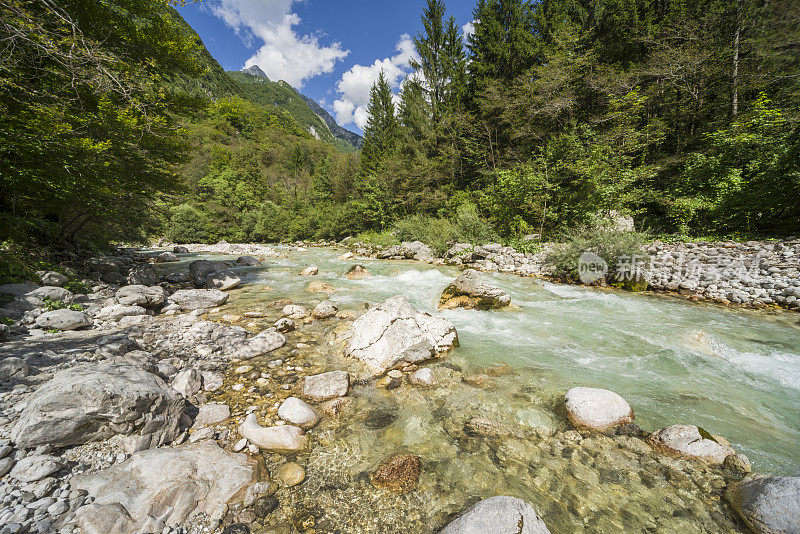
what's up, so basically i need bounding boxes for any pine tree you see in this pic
[360,71,399,174]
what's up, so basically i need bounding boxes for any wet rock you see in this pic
[39,271,69,287]
[438,269,511,310]
[115,285,166,308]
[71,442,258,532]
[337,252,354,260]
[156,251,179,263]
[9,455,63,483]
[303,371,349,402]
[283,304,309,319]
[370,454,422,495]
[173,246,189,254]
[378,241,435,261]
[127,265,158,286]
[238,415,307,453]
[345,296,458,376]
[172,368,202,397]
[274,318,295,333]
[307,281,336,293]
[409,368,435,386]
[312,300,338,319]
[564,387,635,431]
[170,289,229,311]
[237,256,262,267]
[724,453,753,477]
[189,260,228,288]
[194,403,231,428]
[276,462,305,487]
[726,475,800,534]
[466,417,525,439]
[34,309,92,331]
[233,330,286,359]
[648,425,735,464]
[364,408,398,429]
[277,397,319,429]
[299,266,319,276]
[321,397,352,417]
[206,268,242,291]
[0,357,31,381]
[439,496,551,534]
[11,361,184,450]
[343,265,372,280]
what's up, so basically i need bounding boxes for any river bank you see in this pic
[0,245,798,533]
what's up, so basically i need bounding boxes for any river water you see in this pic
[172,246,800,532]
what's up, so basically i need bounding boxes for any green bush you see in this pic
[355,230,399,247]
[392,215,459,256]
[452,202,498,245]
[546,223,649,287]
[167,204,212,244]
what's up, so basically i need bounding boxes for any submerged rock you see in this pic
[564,387,634,431]
[312,300,338,319]
[303,371,349,402]
[299,266,319,276]
[238,414,307,453]
[345,296,458,376]
[648,424,735,464]
[307,281,336,293]
[11,362,184,450]
[276,462,306,487]
[726,475,800,534]
[34,309,92,331]
[439,496,551,534]
[283,304,309,319]
[70,442,258,533]
[343,264,372,280]
[233,329,286,359]
[370,454,422,495]
[438,269,511,310]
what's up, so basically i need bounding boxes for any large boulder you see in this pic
[173,246,189,254]
[564,387,634,431]
[439,496,551,534]
[345,296,458,376]
[170,289,229,311]
[188,260,228,288]
[127,265,159,286]
[23,286,74,306]
[438,269,511,310]
[726,475,800,534]
[10,361,184,450]
[71,442,258,533]
[156,251,179,263]
[34,309,92,331]
[116,285,167,308]
[648,425,735,465]
[205,268,241,291]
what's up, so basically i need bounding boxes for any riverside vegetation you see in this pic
[1,0,800,533]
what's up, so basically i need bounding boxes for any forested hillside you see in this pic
[1,0,798,258]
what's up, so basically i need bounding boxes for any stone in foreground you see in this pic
[116,285,166,308]
[564,387,634,431]
[11,362,184,450]
[239,414,307,453]
[648,424,735,465]
[303,371,349,402]
[439,269,511,310]
[345,296,458,376]
[34,309,92,331]
[726,475,800,534]
[439,496,551,534]
[170,289,229,311]
[277,397,319,429]
[70,442,257,533]
[9,454,64,483]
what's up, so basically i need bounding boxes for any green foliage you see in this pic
[167,204,212,244]
[355,231,399,248]
[546,224,649,284]
[42,298,82,312]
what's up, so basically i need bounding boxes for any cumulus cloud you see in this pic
[207,0,349,88]
[462,21,476,39]
[333,34,418,130]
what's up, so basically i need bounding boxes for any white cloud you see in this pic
[333,34,418,130]
[207,0,349,88]
[462,21,476,39]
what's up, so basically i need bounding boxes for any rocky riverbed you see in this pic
[0,245,798,533]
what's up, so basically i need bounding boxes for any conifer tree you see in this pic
[360,71,399,174]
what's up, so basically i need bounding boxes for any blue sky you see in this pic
[178,0,476,134]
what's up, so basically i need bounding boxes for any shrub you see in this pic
[546,222,649,287]
[167,204,212,244]
[392,215,459,256]
[355,230,399,247]
[453,202,498,245]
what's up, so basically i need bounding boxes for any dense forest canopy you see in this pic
[1,0,798,253]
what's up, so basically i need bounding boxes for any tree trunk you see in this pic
[731,1,742,118]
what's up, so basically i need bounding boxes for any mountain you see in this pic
[230,68,363,152]
[300,94,364,149]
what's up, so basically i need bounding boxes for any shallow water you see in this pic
[164,246,800,532]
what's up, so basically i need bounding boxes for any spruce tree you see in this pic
[360,71,399,174]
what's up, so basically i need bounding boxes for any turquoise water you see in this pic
[171,246,800,475]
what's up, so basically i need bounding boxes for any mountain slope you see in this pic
[230,68,363,152]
